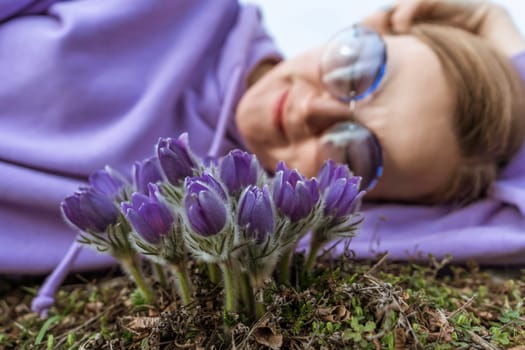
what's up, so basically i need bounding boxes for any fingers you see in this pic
[390,0,423,33]
[390,0,442,33]
[360,10,393,34]
[361,0,437,34]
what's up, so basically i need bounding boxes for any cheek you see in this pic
[270,139,324,177]
[235,83,276,148]
[373,126,461,200]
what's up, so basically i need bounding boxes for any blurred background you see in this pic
[242,0,525,57]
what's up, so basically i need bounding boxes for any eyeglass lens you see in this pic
[320,25,387,102]
[319,25,386,190]
[320,122,383,190]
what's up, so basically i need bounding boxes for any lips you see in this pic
[273,90,289,136]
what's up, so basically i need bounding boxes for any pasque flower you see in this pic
[323,177,362,218]
[61,188,120,233]
[89,166,129,201]
[272,162,319,222]
[238,185,275,243]
[219,150,260,195]
[184,172,228,237]
[305,160,365,273]
[157,133,199,185]
[62,166,128,233]
[122,185,174,244]
[317,159,353,192]
[237,184,280,293]
[318,160,363,218]
[133,157,163,195]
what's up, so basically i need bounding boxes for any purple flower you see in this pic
[133,157,163,194]
[323,177,362,218]
[157,133,198,185]
[122,186,174,244]
[316,160,364,218]
[219,150,259,194]
[184,172,228,237]
[317,160,353,192]
[89,167,128,200]
[238,185,274,243]
[272,162,319,222]
[61,188,120,233]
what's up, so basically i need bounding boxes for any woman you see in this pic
[1,0,524,278]
[236,0,525,263]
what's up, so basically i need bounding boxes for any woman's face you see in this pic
[236,34,462,202]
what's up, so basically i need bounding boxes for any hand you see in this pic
[387,0,494,34]
[361,0,525,57]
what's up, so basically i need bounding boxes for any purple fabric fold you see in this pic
[0,0,280,275]
[0,0,60,22]
[3,0,525,278]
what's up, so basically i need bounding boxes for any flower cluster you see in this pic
[60,133,365,319]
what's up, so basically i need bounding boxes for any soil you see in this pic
[1,251,525,350]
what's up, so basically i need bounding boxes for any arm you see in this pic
[362,0,525,57]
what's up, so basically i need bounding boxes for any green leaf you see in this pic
[35,315,62,346]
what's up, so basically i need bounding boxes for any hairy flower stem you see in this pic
[170,264,193,306]
[305,242,322,274]
[240,272,255,319]
[153,263,167,287]
[207,263,220,284]
[254,288,266,319]
[219,262,236,314]
[122,255,154,304]
[278,248,293,286]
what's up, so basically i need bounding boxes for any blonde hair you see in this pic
[409,24,525,204]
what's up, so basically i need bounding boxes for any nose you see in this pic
[298,93,351,135]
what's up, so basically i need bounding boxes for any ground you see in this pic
[1,252,525,350]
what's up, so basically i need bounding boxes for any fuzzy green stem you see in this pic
[171,264,193,306]
[207,262,220,284]
[240,272,255,319]
[220,262,236,314]
[254,292,266,319]
[278,248,293,286]
[153,263,167,287]
[123,256,154,304]
[305,241,322,273]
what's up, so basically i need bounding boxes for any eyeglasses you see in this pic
[319,25,386,190]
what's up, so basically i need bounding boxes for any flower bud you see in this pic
[323,177,362,218]
[122,187,174,244]
[219,150,260,195]
[184,172,228,237]
[157,133,198,185]
[133,157,163,195]
[61,188,120,233]
[317,160,353,192]
[238,185,274,243]
[272,162,319,222]
[89,166,128,201]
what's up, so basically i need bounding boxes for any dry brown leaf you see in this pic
[124,316,160,331]
[394,328,407,350]
[317,305,351,322]
[253,326,283,349]
[509,347,525,350]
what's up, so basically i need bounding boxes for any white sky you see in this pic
[243,0,525,57]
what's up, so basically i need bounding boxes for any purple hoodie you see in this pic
[0,0,280,275]
[4,1,520,317]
